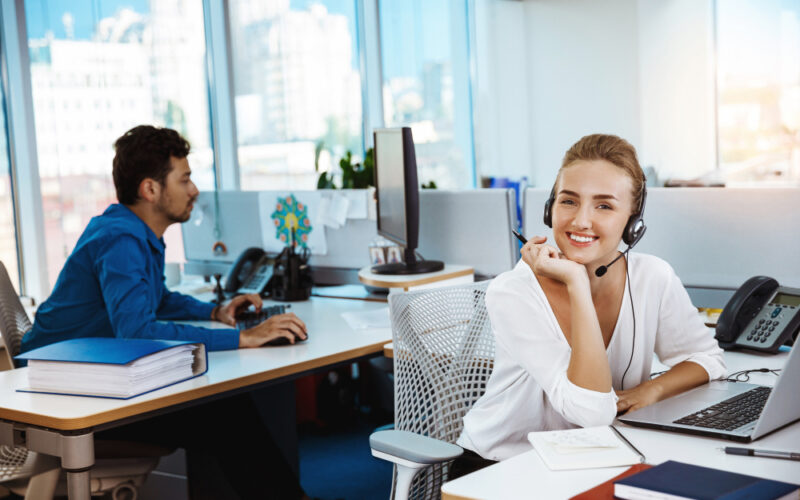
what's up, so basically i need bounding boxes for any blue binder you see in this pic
[15,337,208,399]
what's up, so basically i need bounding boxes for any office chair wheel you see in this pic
[110,482,138,500]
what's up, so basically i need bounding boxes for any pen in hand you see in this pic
[724,447,800,462]
[511,228,527,245]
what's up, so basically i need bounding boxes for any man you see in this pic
[22,125,309,499]
[23,125,306,353]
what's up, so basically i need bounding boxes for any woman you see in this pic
[452,134,725,477]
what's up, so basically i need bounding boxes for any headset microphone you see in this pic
[594,249,629,277]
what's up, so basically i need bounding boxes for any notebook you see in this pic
[527,426,645,471]
[614,460,799,500]
[15,338,208,399]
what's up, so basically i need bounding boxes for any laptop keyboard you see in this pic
[673,386,771,431]
[235,305,289,330]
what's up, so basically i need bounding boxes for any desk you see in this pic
[0,296,391,499]
[441,350,800,499]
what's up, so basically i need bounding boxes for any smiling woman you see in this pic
[447,134,727,479]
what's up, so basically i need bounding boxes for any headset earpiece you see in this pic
[622,186,647,246]
[543,187,555,228]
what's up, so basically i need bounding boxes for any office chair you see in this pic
[369,281,495,500]
[0,261,169,500]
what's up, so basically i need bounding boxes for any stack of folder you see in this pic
[16,338,208,399]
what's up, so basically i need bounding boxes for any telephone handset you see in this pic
[715,276,800,354]
[224,247,274,296]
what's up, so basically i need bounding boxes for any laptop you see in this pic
[618,344,800,442]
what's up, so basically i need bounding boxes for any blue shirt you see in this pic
[22,204,240,354]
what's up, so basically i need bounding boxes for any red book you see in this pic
[569,464,653,500]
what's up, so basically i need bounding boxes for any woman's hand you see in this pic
[616,380,664,414]
[520,236,587,286]
[212,293,263,326]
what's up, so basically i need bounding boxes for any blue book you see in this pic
[15,338,208,400]
[614,460,799,500]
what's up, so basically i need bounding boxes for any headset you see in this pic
[543,185,647,247]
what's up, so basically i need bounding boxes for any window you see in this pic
[229,0,363,190]
[716,0,800,185]
[0,81,20,292]
[25,0,215,288]
[378,0,475,189]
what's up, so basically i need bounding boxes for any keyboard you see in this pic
[236,305,289,330]
[673,386,771,431]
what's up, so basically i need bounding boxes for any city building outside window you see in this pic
[0,83,20,292]
[378,0,475,189]
[230,0,363,190]
[716,0,800,186]
[25,0,214,289]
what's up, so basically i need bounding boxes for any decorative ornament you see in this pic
[270,194,312,248]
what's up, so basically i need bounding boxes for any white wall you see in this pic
[472,0,532,182]
[474,0,718,187]
[523,0,642,187]
[637,0,716,181]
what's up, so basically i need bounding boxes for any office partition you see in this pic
[523,187,800,306]
[418,189,518,278]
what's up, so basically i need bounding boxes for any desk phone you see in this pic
[716,276,800,354]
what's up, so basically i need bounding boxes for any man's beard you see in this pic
[158,197,194,223]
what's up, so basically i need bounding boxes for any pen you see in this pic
[724,447,800,461]
[511,228,527,245]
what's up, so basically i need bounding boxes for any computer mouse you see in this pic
[266,333,309,346]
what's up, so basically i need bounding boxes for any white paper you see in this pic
[259,191,328,255]
[527,426,643,470]
[343,189,369,219]
[341,307,390,330]
[318,197,336,228]
[320,193,350,228]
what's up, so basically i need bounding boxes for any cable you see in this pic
[650,368,782,382]
[620,254,636,391]
[721,368,781,383]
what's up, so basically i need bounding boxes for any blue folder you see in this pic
[15,337,208,399]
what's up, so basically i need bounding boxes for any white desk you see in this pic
[0,296,391,499]
[441,350,800,499]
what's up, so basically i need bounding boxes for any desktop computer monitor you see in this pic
[373,127,443,275]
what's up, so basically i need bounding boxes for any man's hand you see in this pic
[211,293,263,326]
[239,313,308,348]
[616,380,664,414]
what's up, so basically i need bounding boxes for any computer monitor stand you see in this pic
[371,247,444,275]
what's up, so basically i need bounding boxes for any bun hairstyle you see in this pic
[559,134,645,211]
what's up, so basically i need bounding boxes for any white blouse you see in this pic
[457,252,726,461]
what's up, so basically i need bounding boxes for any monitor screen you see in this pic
[374,129,407,245]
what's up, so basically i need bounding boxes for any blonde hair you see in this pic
[558,134,645,210]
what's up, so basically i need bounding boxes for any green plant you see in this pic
[317,147,375,189]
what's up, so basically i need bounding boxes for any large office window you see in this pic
[25,0,214,288]
[716,0,800,185]
[378,0,475,189]
[0,82,20,293]
[230,0,363,190]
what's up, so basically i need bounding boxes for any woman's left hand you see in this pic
[616,381,664,414]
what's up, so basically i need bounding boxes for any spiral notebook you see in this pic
[527,426,645,471]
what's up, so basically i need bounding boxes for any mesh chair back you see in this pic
[0,262,42,485]
[0,261,30,365]
[389,280,495,500]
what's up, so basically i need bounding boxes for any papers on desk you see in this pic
[528,426,645,471]
[16,338,208,399]
[341,307,391,330]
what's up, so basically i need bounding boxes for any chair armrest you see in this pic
[369,430,463,466]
